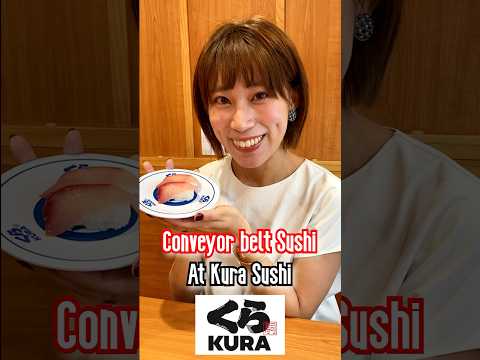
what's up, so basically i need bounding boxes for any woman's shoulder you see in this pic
[302,159,341,191]
[347,129,478,190]
[391,131,479,188]
[290,160,341,213]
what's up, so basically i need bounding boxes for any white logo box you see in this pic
[195,295,285,355]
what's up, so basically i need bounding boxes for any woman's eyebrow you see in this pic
[211,82,267,94]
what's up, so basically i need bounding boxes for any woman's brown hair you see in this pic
[193,17,309,157]
[343,0,403,107]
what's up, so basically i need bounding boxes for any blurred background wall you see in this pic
[357,0,480,176]
[361,0,480,135]
[1,0,139,171]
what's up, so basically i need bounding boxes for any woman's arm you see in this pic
[169,254,204,302]
[247,252,340,319]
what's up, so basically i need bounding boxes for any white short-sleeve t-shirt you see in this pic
[342,130,480,359]
[199,156,341,323]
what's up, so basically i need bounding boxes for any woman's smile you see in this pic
[231,134,266,152]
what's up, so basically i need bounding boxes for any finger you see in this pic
[197,206,228,222]
[63,128,84,154]
[166,158,174,169]
[180,218,227,232]
[9,135,37,164]
[143,161,155,173]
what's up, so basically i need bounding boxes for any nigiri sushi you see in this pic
[41,167,137,199]
[155,174,200,203]
[43,184,136,236]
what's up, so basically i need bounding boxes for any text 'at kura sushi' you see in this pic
[155,174,201,203]
[41,167,138,236]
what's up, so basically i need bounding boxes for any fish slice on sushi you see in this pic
[43,184,136,236]
[155,181,199,203]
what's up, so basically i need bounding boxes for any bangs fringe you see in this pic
[201,32,290,106]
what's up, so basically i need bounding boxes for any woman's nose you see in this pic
[230,106,255,132]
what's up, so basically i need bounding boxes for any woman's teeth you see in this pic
[233,135,264,149]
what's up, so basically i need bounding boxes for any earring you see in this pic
[354,12,374,41]
[288,107,297,122]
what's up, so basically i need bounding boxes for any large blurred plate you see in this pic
[1,154,138,271]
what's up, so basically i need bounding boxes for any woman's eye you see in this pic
[252,92,268,101]
[214,96,230,105]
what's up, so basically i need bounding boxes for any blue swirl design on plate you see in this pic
[152,187,198,206]
[33,198,137,241]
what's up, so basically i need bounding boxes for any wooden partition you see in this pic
[360,0,480,135]
[140,0,340,160]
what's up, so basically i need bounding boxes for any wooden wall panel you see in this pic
[106,0,133,127]
[1,0,134,128]
[140,0,192,157]
[361,0,480,135]
[287,0,341,160]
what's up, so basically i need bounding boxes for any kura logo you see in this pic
[195,295,285,355]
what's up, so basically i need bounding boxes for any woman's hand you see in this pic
[166,204,251,234]
[143,158,174,172]
[167,205,273,264]
[142,160,267,264]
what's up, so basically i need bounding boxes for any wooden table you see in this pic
[140,296,340,359]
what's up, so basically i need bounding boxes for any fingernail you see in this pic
[9,134,17,140]
[194,213,204,221]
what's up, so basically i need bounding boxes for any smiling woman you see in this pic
[144,17,342,323]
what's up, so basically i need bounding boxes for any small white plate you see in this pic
[139,169,219,219]
[1,154,138,271]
